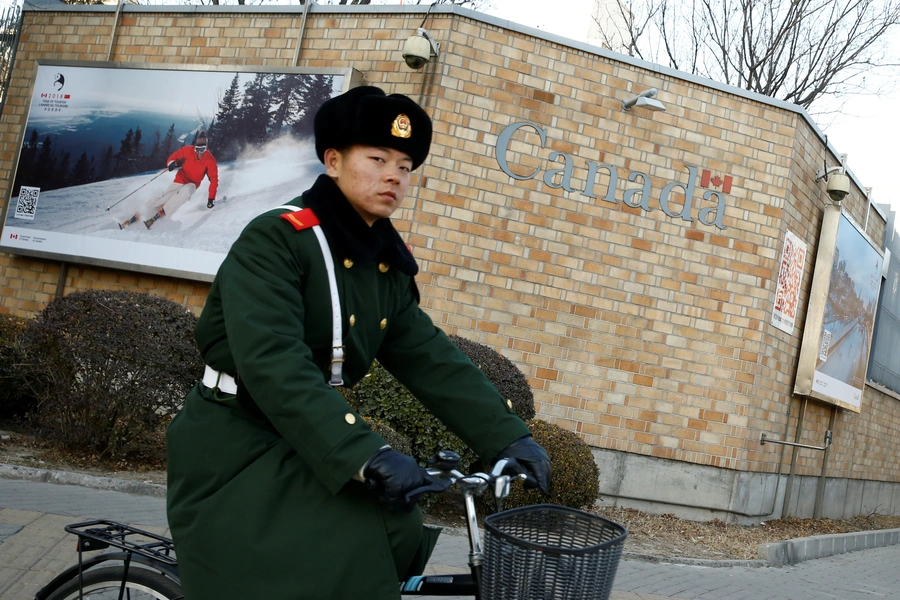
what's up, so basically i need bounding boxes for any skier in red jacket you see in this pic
[120,130,219,230]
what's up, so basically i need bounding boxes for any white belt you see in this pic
[202,365,238,395]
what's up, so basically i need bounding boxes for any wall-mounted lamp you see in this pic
[402,27,439,70]
[815,154,850,204]
[622,88,666,112]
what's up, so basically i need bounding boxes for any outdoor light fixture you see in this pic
[622,88,666,112]
[402,27,440,70]
[815,155,850,204]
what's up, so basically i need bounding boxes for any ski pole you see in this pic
[105,169,169,211]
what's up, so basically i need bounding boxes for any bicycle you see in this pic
[34,451,627,600]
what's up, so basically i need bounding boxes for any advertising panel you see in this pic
[772,229,807,334]
[794,207,884,411]
[0,62,359,281]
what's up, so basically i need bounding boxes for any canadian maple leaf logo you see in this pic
[701,170,732,193]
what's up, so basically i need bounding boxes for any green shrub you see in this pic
[18,290,203,459]
[0,314,33,420]
[448,335,536,421]
[345,336,537,471]
[362,416,413,457]
[344,361,479,471]
[480,419,599,513]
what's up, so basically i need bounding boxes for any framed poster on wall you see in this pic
[772,229,808,334]
[794,206,884,411]
[0,61,361,281]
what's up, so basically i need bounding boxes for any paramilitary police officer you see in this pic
[166,86,552,600]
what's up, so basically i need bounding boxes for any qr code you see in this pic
[818,329,831,362]
[15,186,40,221]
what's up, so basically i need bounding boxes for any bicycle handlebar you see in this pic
[402,452,530,506]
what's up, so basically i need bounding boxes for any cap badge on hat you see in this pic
[391,114,412,139]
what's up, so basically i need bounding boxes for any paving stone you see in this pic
[7,474,900,599]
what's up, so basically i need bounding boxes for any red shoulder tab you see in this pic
[279,207,319,231]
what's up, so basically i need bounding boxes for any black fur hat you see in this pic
[314,86,432,170]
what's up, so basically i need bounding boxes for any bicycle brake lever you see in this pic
[494,475,512,502]
[493,473,527,504]
[403,478,453,506]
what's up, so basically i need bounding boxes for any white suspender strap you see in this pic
[312,225,344,386]
[273,205,344,386]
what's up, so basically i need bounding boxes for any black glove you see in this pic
[496,435,552,495]
[364,448,433,513]
[167,158,185,171]
[207,198,215,209]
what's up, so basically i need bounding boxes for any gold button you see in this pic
[379,262,390,273]
[507,399,513,409]
[349,314,356,326]
[343,258,353,268]
[380,318,388,329]
[344,413,356,425]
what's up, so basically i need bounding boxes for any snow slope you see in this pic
[5,137,325,257]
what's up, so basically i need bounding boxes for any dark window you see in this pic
[868,204,900,395]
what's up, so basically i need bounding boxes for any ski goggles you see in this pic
[195,144,207,154]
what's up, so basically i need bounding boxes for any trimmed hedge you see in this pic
[363,416,413,457]
[448,335,536,420]
[346,336,600,511]
[18,290,203,459]
[345,336,537,471]
[344,360,478,470]
[481,419,600,513]
[0,314,32,420]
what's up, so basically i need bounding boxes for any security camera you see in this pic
[826,172,850,203]
[402,45,429,70]
[402,28,439,70]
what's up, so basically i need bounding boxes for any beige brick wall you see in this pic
[1,6,897,484]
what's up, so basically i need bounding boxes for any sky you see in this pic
[482,0,900,216]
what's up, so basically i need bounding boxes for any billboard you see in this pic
[772,229,808,334]
[0,62,360,281]
[794,206,884,411]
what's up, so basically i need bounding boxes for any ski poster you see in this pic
[0,61,359,281]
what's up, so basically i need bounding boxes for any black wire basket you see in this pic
[481,504,627,600]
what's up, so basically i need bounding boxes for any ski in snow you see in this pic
[143,209,166,229]
[119,214,139,230]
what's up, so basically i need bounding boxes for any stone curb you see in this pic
[621,551,768,568]
[758,527,900,567]
[0,463,167,498]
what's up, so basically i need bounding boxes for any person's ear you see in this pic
[323,148,342,178]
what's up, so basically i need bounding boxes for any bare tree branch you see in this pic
[594,0,900,110]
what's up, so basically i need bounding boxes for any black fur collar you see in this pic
[302,175,418,277]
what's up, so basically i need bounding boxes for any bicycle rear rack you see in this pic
[65,519,177,566]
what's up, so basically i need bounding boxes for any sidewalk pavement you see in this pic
[0,471,678,600]
[3,468,900,600]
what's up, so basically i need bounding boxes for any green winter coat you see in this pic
[166,175,530,600]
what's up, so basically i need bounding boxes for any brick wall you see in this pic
[1,5,897,485]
